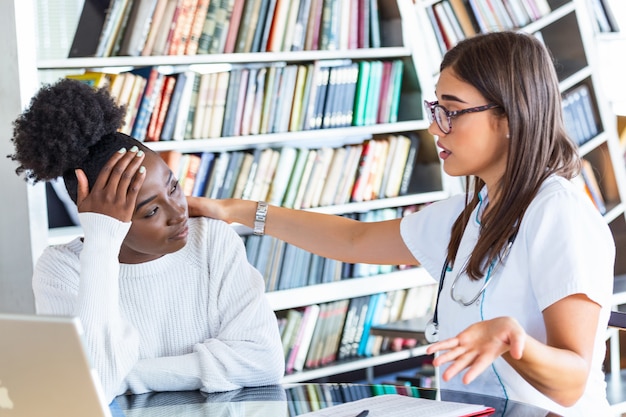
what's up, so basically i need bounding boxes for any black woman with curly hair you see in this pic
[8,78,284,403]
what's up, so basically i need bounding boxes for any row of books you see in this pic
[69,0,385,58]
[243,206,424,292]
[67,57,403,143]
[277,284,436,374]
[562,84,599,147]
[426,0,552,54]
[159,134,423,211]
[284,383,424,416]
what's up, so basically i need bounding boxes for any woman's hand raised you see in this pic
[75,146,146,222]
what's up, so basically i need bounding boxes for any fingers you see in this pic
[75,169,89,206]
[96,146,146,205]
[77,145,147,222]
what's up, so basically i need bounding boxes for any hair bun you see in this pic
[9,78,126,183]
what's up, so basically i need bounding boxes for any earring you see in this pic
[506,133,510,139]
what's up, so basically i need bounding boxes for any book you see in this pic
[296,393,495,417]
[352,60,371,126]
[334,143,363,204]
[108,0,136,56]
[282,148,311,209]
[66,71,114,89]
[383,134,411,198]
[581,159,607,214]
[249,148,278,201]
[281,0,302,52]
[118,0,159,56]
[192,72,215,139]
[150,0,179,55]
[172,71,197,140]
[304,0,325,50]
[166,0,197,55]
[292,149,318,209]
[273,65,300,133]
[290,0,313,51]
[209,0,235,54]
[68,0,112,57]
[231,152,255,199]
[191,151,216,197]
[217,151,245,199]
[398,133,421,196]
[267,147,298,206]
[257,0,279,52]
[249,68,267,135]
[196,0,219,53]
[290,304,322,373]
[160,71,189,140]
[318,146,347,207]
[207,71,231,138]
[266,0,291,52]
[204,152,230,199]
[146,74,175,141]
[303,147,334,209]
[141,0,170,55]
[289,64,311,131]
[121,73,147,135]
[350,140,376,202]
[95,0,132,57]
[240,148,263,200]
[181,153,202,195]
[183,0,210,54]
[239,68,260,136]
[234,0,264,53]
[231,68,251,137]
[221,0,246,53]
[304,302,331,369]
[130,66,164,141]
[357,0,370,49]
[369,0,381,48]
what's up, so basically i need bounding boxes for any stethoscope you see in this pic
[424,232,517,343]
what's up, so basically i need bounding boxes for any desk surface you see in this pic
[111,383,554,416]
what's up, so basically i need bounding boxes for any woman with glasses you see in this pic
[190,31,614,415]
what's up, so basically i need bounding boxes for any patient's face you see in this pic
[119,150,189,264]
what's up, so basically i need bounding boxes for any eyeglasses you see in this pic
[424,100,500,133]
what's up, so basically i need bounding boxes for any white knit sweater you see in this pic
[33,213,284,403]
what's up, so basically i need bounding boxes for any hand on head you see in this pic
[426,316,526,384]
[75,146,146,223]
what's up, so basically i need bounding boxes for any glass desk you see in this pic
[111,383,557,416]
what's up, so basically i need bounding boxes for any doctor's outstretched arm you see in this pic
[187,197,419,266]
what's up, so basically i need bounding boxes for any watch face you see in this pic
[425,319,439,343]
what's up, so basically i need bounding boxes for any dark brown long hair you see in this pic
[443,32,580,279]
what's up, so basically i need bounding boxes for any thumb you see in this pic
[75,169,89,205]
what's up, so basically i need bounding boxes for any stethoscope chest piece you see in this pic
[425,318,439,343]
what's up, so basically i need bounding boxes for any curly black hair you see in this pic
[8,78,147,203]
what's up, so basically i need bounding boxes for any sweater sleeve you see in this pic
[33,212,140,402]
[123,220,284,394]
[194,222,285,391]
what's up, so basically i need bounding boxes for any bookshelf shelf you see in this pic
[280,344,431,384]
[267,268,435,311]
[38,47,414,70]
[144,120,431,154]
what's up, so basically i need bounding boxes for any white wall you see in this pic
[0,0,48,313]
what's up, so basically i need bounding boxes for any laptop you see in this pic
[0,313,112,417]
